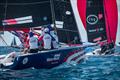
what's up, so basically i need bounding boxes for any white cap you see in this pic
[44,28,49,33]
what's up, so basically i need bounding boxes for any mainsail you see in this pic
[104,0,118,43]
[86,0,107,42]
[0,0,81,44]
[53,0,81,44]
[71,0,118,44]
[0,0,52,31]
[0,0,53,46]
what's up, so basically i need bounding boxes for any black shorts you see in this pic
[29,49,38,53]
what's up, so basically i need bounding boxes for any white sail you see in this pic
[0,31,21,46]
[0,35,8,46]
[2,16,33,26]
[116,0,120,46]
[70,0,88,42]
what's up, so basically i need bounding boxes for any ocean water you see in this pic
[0,46,20,55]
[0,47,120,80]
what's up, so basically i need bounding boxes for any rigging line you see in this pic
[54,1,63,9]
[58,28,78,33]
[56,0,70,3]
[0,1,50,5]
[55,0,69,8]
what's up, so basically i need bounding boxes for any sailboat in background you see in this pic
[0,32,21,56]
[0,34,8,46]
[11,37,17,47]
[70,0,118,55]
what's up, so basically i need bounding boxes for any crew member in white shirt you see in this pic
[50,28,59,49]
[29,32,39,53]
[43,28,52,50]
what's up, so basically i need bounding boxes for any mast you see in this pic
[3,0,8,31]
[50,0,57,32]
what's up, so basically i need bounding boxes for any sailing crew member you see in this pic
[28,32,39,53]
[50,28,59,49]
[73,36,82,44]
[37,27,45,50]
[47,24,59,49]
[31,27,44,50]
[22,33,30,54]
[43,28,52,50]
[23,33,29,47]
[99,41,107,53]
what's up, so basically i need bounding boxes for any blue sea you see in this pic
[0,46,120,80]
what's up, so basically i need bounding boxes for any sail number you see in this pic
[87,15,98,25]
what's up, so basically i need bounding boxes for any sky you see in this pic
[0,0,120,46]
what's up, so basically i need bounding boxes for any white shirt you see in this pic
[50,31,59,48]
[43,33,52,49]
[29,36,38,49]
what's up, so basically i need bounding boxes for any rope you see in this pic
[58,28,78,33]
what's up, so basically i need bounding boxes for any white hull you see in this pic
[0,54,6,62]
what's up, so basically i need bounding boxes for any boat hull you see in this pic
[2,46,85,70]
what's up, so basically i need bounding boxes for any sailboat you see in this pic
[0,0,96,70]
[70,0,119,55]
[11,37,17,47]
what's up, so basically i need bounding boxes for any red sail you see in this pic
[77,0,118,43]
[104,0,118,43]
[77,0,86,29]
